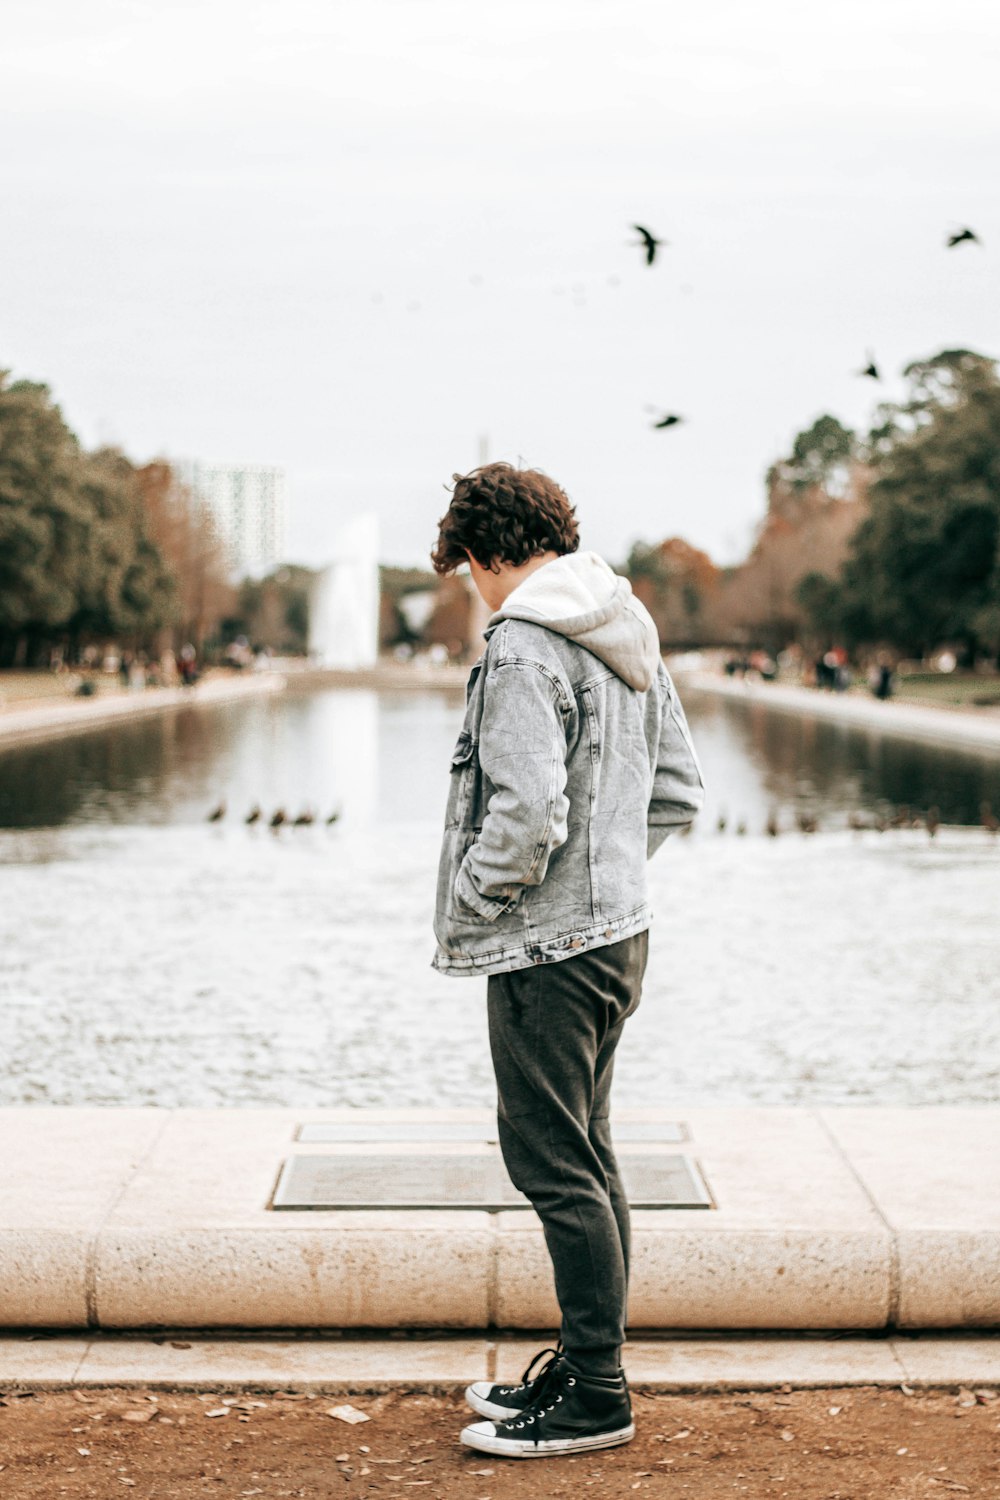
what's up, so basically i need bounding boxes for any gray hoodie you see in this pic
[492,551,662,692]
[433,552,706,977]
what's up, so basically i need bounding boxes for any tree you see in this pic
[137,461,235,652]
[0,370,233,665]
[0,375,90,664]
[67,448,175,644]
[770,413,855,499]
[720,416,865,650]
[795,570,845,639]
[625,538,721,647]
[224,565,313,654]
[833,350,1000,659]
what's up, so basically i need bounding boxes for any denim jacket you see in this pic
[432,552,705,977]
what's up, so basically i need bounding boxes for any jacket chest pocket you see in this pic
[446,730,478,830]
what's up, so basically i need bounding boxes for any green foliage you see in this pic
[868,349,996,455]
[0,372,175,660]
[681,581,701,619]
[782,413,856,493]
[837,350,1000,654]
[624,541,670,588]
[69,448,176,638]
[0,376,88,634]
[226,564,314,652]
[795,571,843,636]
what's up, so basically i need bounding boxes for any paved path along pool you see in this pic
[3,1107,998,1332]
[0,669,287,748]
[2,1332,999,1393]
[677,669,1000,754]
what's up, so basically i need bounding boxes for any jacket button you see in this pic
[604,928,615,940]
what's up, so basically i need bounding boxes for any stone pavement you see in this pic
[0,1334,998,1392]
[2,1108,998,1332]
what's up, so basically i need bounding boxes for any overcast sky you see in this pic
[2,0,998,569]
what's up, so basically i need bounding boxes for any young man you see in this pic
[430,463,705,1459]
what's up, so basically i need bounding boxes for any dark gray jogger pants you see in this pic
[486,930,649,1367]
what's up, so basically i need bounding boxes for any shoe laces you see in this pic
[498,1342,563,1397]
[506,1374,576,1431]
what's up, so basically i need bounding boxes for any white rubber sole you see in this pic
[460,1421,635,1459]
[464,1384,522,1421]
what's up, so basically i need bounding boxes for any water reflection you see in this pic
[688,691,1000,830]
[1,681,999,831]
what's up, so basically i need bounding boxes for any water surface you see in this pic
[1,682,998,1109]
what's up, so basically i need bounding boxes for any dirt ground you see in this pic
[1,1385,998,1499]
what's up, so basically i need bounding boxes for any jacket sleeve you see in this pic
[454,659,570,922]
[647,665,705,857]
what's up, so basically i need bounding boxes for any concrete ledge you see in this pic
[0,1108,166,1326]
[676,669,1000,753]
[1,1336,998,1392]
[1,1107,998,1332]
[0,671,286,748]
[822,1109,1000,1327]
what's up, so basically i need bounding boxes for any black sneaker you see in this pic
[461,1361,634,1458]
[465,1346,564,1421]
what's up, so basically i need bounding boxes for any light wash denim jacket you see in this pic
[432,552,705,977]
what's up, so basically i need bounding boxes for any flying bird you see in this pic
[652,412,684,430]
[859,352,880,380]
[632,224,666,266]
[946,227,981,248]
[269,808,286,830]
[245,804,262,826]
[207,800,226,823]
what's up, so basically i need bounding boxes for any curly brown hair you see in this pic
[431,462,580,575]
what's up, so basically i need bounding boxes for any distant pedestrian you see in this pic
[829,645,850,692]
[870,659,893,700]
[430,462,705,1460]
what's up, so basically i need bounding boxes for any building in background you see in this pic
[177,460,287,581]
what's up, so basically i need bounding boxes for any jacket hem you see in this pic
[431,905,653,978]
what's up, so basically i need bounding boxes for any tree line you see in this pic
[8,346,998,670]
[0,370,309,668]
[628,348,1000,665]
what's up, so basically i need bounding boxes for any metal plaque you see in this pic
[296,1119,687,1145]
[272,1151,712,1210]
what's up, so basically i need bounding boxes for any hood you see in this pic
[489,551,661,692]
